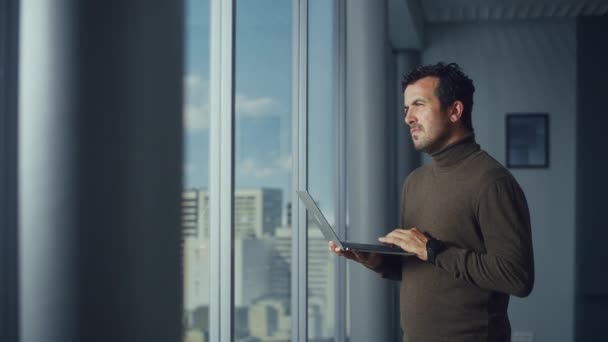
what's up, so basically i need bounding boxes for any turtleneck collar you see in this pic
[430,133,480,169]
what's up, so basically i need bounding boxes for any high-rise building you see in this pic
[307,225,336,338]
[182,189,209,238]
[286,202,292,227]
[248,298,290,340]
[272,227,292,308]
[183,236,210,312]
[234,188,282,237]
[181,189,210,340]
[181,188,282,239]
[181,189,211,326]
[181,187,288,339]
[234,236,274,307]
[307,227,329,299]
[274,224,335,338]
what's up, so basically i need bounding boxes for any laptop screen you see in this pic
[296,190,344,249]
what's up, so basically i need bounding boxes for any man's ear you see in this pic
[449,101,464,123]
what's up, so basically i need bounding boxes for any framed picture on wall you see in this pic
[506,113,549,168]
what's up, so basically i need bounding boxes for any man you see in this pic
[329,62,534,342]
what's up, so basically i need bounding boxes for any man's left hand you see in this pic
[379,228,429,261]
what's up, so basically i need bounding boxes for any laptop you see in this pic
[297,191,415,256]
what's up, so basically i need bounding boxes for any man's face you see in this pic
[403,76,452,153]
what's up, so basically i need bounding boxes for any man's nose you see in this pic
[405,110,415,126]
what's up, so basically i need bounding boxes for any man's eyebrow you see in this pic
[405,98,426,107]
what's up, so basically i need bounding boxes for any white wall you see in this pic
[422,19,577,342]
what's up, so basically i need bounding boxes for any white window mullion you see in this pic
[334,0,347,341]
[292,0,308,341]
[209,0,235,341]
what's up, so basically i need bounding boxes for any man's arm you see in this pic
[434,175,535,297]
[328,175,410,281]
[369,254,403,281]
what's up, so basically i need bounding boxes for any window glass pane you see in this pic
[308,0,336,341]
[234,0,293,340]
[182,0,211,341]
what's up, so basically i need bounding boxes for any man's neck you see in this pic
[430,131,478,168]
[427,128,471,155]
[442,129,470,149]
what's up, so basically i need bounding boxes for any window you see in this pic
[194,1,346,340]
[182,0,211,341]
[234,0,294,340]
[307,0,337,340]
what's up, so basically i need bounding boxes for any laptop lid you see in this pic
[296,190,344,249]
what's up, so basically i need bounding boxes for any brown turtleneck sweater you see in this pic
[374,135,534,342]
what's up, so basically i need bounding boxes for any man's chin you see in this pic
[414,142,436,154]
[412,139,426,151]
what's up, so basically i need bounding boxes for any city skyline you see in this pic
[181,187,336,340]
[183,0,337,340]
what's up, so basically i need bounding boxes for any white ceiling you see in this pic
[420,0,608,22]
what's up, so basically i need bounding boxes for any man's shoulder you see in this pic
[406,164,432,181]
[404,149,518,188]
[471,150,519,189]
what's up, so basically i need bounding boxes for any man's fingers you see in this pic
[386,229,414,240]
[379,236,405,249]
[408,227,427,239]
[327,240,375,264]
[385,228,426,245]
[328,243,358,260]
[379,228,429,259]
[382,233,410,247]
[380,235,421,256]
[329,241,344,255]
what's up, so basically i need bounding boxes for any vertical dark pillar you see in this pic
[19,1,184,342]
[1,0,19,341]
[575,15,608,342]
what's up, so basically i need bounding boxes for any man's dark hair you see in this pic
[401,62,475,132]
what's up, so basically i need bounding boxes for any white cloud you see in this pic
[235,94,277,116]
[184,162,197,176]
[238,155,292,178]
[239,159,276,178]
[183,73,280,132]
[276,155,292,170]
[184,74,210,132]
[185,74,203,89]
[184,103,210,131]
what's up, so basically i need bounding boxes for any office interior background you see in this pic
[1,0,607,341]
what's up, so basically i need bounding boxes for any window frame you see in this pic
[209,0,235,341]
[333,0,347,340]
[207,0,348,340]
[292,0,309,340]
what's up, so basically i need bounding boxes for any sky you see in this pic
[183,0,337,225]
